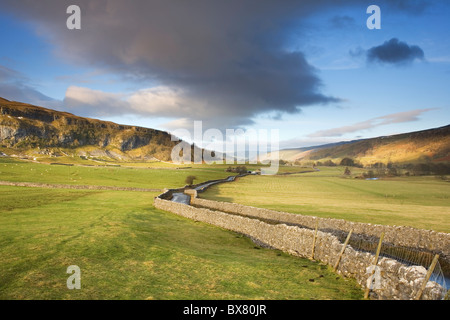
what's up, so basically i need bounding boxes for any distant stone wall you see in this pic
[154,191,447,300]
[190,193,450,263]
[0,180,162,192]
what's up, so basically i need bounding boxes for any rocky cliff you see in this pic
[0,97,186,161]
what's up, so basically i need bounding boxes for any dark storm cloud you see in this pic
[0,0,345,129]
[367,38,425,65]
[0,0,432,129]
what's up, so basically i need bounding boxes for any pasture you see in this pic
[0,158,363,299]
[200,167,450,233]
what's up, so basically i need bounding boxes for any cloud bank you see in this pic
[0,0,345,130]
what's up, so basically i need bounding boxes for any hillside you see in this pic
[274,125,450,166]
[0,97,192,162]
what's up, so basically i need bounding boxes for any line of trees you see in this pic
[312,157,450,177]
[313,158,364,168]
[399,163,450,176]
[361,162,450,176]
[226,166,248,174]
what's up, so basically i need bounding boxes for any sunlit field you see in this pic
[201,167,450,233]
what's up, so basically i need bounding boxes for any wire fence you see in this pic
[330,228,449,298]
[189,188,449,299]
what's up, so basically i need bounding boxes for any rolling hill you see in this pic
[267,125,450,166]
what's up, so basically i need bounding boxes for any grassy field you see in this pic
[0,157,311,188]
[0,159,363,299]
[201,166,450,233]
[0,157,236,189]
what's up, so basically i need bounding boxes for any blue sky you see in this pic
[0,0,449,150]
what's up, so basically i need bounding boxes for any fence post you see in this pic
[415,254,440,300]
[333,229,353,272]
[310,220,319,260]
[364,232,385,299]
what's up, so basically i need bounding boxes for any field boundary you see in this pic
[190,193,450,263]
[0,180,162,192]
[154,180,449,300]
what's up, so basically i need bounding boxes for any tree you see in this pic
[185,175,197,186]
[225,166,247,174]
[236,166,248,174]
[323,160,336,167]
[340,158,355,167]
[344,167,351,175]
[388,167,398,177]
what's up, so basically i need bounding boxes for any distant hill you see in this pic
[0,97,196,162]
[266,125,450,166]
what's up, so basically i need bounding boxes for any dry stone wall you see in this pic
[191,193,450,262]
[0,180,162,192]
[154,190,447,300]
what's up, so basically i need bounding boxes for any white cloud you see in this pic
[62,85,258,130]
[63,86,128,117]
[127,87,192,115]
[63,85,201,119]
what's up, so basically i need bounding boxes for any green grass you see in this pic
[200,167,450,233]
[0,157,235,189]
[0,158,313,189]
[0,186,363,300]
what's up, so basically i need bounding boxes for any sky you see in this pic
[0,0,449,151]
